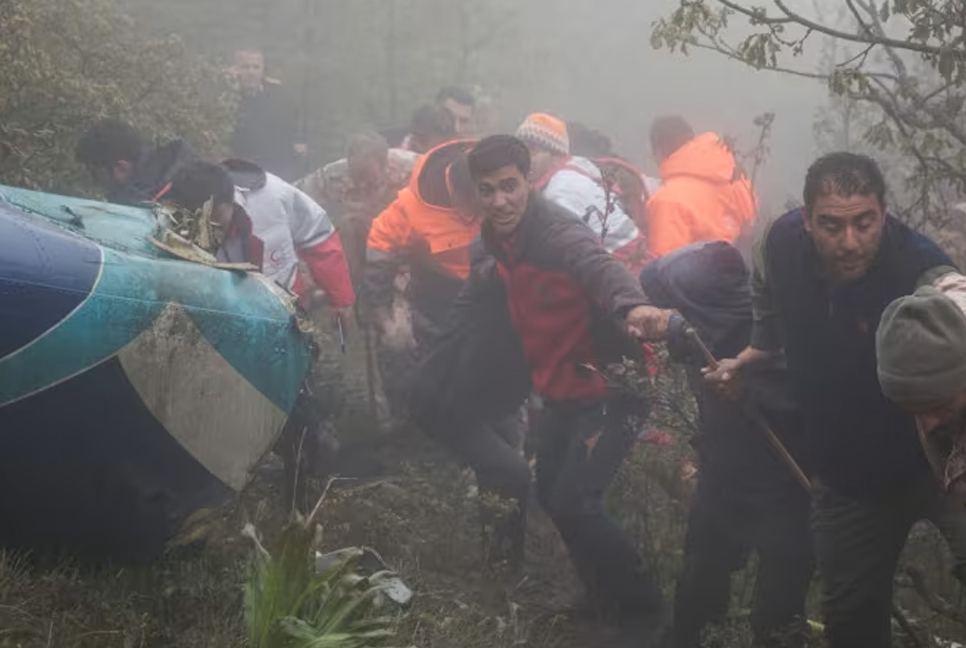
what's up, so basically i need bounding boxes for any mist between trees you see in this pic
[4,0,955,250]
[2,0,832,216]
[15,0,955,233]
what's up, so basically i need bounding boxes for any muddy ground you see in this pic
[0,422,636,648]
[1,320,963,647]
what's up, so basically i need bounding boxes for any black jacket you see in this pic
[409,250,531,435]
[640,242,807,503]
[108,139,197,206]
[232,83,302,181]
[761,209,952,497]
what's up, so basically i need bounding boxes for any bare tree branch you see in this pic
[836,43,875,69]
[716,0,796,25]
[765,0,966,58]
[693,21,828,80]
[920,80,957,104]
[843,0,873,38]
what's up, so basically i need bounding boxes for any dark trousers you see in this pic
[376,316,435,425]
[433,413,531,565]
[813,475,966,648]
[276,384,340,513]
[672,480,814,648]
[375,342,415,422]
[535,398,666,623]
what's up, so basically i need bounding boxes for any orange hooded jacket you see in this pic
[645,133,757,258]
[365,139,480,327]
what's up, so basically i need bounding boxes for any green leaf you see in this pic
[245,519,396,648]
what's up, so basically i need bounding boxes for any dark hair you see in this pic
[568,121,613,158]
[346,130,389,163]
[436,86,475,108]
[803,152,887,216]
[166,162,235,212]
[410,104,457,141]
[76,118,145,169]
[650,115,695,157]
[468,135,530,179]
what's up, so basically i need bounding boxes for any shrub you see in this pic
[0,0,234,195]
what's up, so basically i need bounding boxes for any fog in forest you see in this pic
[127,0,828,215]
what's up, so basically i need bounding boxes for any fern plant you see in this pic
[243,513,398,648]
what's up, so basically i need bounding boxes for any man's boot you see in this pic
[479,492,526,570]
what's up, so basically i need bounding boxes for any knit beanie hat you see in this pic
[515,113,570,157]
[877,286,966,404]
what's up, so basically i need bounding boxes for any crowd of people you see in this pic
[72,47,966,648]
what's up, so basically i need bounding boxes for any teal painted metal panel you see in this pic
[0,185,311,413]
[1,185,160,258]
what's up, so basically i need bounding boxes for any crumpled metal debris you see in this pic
[151,201,257,271]
[315,546,414,607]
[161,198,217,252]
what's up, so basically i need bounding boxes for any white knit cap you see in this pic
[515,113,570,157]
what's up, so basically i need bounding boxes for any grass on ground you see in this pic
[1,411,964,648]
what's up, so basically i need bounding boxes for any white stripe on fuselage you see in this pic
[117,304,288,491]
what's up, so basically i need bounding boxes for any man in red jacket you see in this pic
[465,135,670,644]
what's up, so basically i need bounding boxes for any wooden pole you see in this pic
[685,327,812,493]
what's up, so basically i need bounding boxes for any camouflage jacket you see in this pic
[297,148,419,226]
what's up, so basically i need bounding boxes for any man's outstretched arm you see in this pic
[705,229,779,384]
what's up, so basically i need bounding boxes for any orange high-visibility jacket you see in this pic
[365,140,480,326]
[645,133,758,258]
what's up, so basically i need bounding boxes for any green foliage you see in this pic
[598,349,698,443]
[0,0,234,195]
[243,516,398,648]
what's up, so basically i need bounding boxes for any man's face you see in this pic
[805,191,886,284]
[347,154,387,199]
[476,165,529,235]
[902,390,966,436]
[441,98,474,136]
[90,160,132,195]
[213,201,235,228]
[210,201,237,248]
[234,51,265,92]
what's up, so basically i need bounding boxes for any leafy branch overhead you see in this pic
[653,0,966,230]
